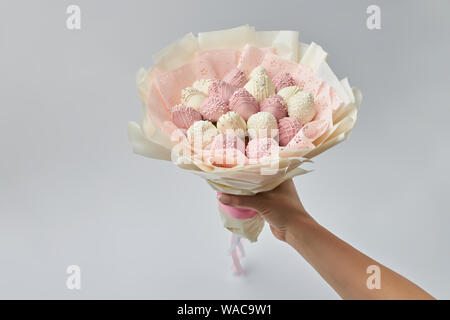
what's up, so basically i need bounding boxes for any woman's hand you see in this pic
[218,179,310,241]
[219,179,434,299]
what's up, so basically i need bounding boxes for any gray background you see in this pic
[1,0,449,299]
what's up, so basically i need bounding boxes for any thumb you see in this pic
[218,193,266,212]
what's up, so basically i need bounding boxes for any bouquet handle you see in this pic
[217,192,260,275]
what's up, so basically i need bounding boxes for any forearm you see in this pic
[286,214,434,300]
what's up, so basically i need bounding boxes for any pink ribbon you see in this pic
[230,234,245,275]
[217,192,258,219]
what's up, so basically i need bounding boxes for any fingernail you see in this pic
[219,194,232,205]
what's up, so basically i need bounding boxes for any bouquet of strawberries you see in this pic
[128,25,361,273]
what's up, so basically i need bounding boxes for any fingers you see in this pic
[218,179,297,212]
[218,193,266,212]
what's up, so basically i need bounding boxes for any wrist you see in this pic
[285,212,318,246]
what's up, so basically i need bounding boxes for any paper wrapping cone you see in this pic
[128,26,362,242]
[219,207,264,243]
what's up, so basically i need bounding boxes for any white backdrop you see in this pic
[1,0,449,299]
